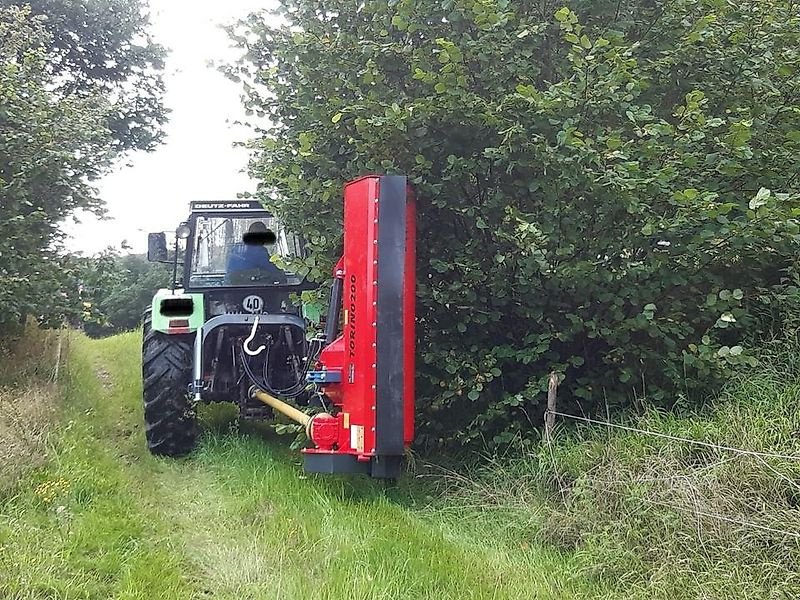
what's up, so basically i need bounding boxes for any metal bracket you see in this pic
[192,313,305,404]
[306,370,343,384]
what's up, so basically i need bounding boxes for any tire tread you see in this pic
[141,309,197,456]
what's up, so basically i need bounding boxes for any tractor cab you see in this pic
[148,200,306,317]
[184,201,304,291]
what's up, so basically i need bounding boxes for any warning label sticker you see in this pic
[350,425,364,453]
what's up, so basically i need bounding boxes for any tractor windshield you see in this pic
[188,215,304,288]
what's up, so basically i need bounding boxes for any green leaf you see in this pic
[390,15,407,30]
[331,112,342,124]
[749,187,771,210]
[554,7,572,22]
[303,302,322,323]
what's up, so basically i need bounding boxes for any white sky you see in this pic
[65,0,275,254]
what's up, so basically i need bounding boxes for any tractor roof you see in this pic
[189,200,269,213]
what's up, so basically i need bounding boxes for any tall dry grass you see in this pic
[0,324,65,495]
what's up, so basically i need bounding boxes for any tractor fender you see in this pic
[150,289,205,334]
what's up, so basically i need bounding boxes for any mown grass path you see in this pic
[0,333,601,599]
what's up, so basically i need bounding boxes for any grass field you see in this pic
[2,330,798,599]
[0,332,602,599]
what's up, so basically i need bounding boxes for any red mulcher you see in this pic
[250,175,415,478]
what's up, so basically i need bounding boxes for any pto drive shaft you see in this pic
[249,387,339,451]
[250,387,311,427]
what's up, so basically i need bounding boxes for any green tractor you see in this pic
[142,200,311,456]
[142,177,416,479]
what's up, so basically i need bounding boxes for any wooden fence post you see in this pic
[545,372,558,441]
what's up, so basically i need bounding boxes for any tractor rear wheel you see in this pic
[142,309,197,456]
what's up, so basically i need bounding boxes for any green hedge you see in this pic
[228,1,800,448]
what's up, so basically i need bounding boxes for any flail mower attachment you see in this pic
[251,175,415,479]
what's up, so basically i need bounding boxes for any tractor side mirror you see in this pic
[147,232,168,262]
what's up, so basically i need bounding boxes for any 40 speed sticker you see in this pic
[242,295,264,313]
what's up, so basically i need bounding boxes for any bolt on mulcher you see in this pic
[142,175,415,478]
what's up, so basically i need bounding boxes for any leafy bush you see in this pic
[228,1,800,448]
[77,253,171,338]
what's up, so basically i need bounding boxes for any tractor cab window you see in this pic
[189,215,303,288]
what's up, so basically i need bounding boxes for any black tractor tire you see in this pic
[142,309,198,456]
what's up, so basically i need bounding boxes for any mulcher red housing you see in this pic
[304,175,415,478]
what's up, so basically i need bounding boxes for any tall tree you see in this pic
[0,0,167,152]
[0,3,166,334]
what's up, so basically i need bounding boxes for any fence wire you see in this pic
[546,409,800,462]
[546,408,800,540]
[595,484,800,539]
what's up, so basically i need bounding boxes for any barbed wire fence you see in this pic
[547,409,800,463]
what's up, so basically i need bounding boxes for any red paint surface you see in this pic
[308,413,340,451]
[305,175,415,458]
